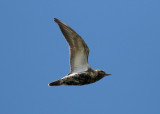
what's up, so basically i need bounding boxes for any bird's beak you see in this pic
[105,73,111,76]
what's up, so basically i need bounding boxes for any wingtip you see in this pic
[54,18,57,21]
[54,18,60,23]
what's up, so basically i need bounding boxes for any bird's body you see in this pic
[48,18,111,86]
[49,69,107,86]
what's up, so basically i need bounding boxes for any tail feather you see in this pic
[48,80,61,86]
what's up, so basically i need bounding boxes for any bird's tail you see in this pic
[48,80,61,86]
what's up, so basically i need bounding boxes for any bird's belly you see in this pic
[63,73,94,85]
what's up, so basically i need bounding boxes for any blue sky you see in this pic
[0,0,160,114]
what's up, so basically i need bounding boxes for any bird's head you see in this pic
[96,70,111,77]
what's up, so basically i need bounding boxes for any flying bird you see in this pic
[48,18,111,86]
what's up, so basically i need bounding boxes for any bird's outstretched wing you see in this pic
[54,18,90,73]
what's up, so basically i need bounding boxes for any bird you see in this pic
[48,18,111,86]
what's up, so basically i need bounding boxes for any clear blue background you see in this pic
[1,0,160,114]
